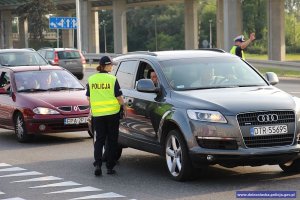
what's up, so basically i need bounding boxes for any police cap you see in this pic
[233,35,245,42]
[99,56,112,65]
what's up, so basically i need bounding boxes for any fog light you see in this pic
[39,124,46,131]
[207,155,214,161]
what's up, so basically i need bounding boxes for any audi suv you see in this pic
[89,49,300,181]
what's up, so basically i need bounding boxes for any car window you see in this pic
[57,51,81,59]
[116,60,138,89]
[0,71,11,93]
[135,61,157,87]
[160,57,267,90]
[45,50,54,59]
[14,70,84,92]
[0,51,48,66]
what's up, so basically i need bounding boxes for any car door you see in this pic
[116,60,160,145]
[0,70,14,128]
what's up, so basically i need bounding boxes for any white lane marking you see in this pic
[0,163,11,167]
[0,198,26,200]
[69,192,125,199]
[0,171,42,178]
[45,186,102,194]
[30,181,81,189]
[0,191,4,195]
[12,176,62,183]
[0,167,26,172]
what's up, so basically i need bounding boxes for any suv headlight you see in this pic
[187,110,227,123]
[33,107,59,115]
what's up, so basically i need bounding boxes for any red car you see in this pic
[0,65,90,142]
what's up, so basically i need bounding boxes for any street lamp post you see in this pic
[101,20,107,53]
[154,15,158,51]
[209,19,212,48]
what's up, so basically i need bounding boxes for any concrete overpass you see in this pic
[0,0,286,61]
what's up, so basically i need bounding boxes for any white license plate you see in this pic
[64,117,88,125]
[250,125,288,136]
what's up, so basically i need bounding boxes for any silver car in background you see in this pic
[38,48,85,80]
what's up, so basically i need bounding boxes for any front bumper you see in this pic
[189,145,300,167]
[25,115,88,134]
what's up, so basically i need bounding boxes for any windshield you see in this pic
[160,57,267,91]
[57,51,81,59]
[14,70,85,92]
[0,51,48,66]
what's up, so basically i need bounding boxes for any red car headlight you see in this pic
[33,107,59,115]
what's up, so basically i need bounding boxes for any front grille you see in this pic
[78,105,90,111]
[197,139,238,150]
[57,105,90,112]
[237,111,295,148]
[58,106,72,112]
[243,134,294,148]
[237,111,295,126]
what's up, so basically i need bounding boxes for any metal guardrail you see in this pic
[247,59,300,71]
[83,53,300,71]
[83,53,120,64]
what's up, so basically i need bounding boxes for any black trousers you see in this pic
[93,113,119,169]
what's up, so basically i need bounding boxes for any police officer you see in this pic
[230,33,255,60]
[86,56,126,176]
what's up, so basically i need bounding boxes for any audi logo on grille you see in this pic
[257,114,279,122]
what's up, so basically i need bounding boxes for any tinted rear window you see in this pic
[57,51,80,59]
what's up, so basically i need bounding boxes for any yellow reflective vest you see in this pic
[88,73,120,117]
[230,45,245,60]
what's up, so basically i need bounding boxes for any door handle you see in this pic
[127,99,133,107]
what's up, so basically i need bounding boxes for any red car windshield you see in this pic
[14,70,85,92]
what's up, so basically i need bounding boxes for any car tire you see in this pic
[14,113,32,143]
[88,129,94,138]
[165,129,194,181]
[279,159,300,173]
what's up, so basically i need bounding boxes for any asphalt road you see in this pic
[0,69,300,200]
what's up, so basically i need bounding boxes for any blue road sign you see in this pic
[49,17,78,29]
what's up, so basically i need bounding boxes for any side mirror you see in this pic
[136,79,158,93]
[48,60,54,65]
[265,72,279,85]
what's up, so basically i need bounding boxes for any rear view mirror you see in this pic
[265,72,279,85]
[136,79,158,93]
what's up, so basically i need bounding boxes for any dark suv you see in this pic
[38,48,85,80]
[90,49,300,181]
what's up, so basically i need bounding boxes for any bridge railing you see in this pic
[83,53,300,71]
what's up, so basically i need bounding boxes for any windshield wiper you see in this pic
[18,88,48,93]
[47,87,84,91]
[237,84,264,87]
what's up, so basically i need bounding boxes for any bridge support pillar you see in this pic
[76,0,99,53]
[0,10,13,49]
[19,18,28,48]
[221,0,242,52]
[113,0,127,54]
[61,11,74,48]
[267,0,285,61]
[184,0,198,49]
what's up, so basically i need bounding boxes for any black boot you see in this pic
[94,165,102,176]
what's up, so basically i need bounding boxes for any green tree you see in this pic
[17,0,56,42]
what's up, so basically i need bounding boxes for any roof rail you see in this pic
[197,48,226,53]
[126,51,157,56]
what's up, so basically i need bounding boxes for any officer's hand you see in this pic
[250,33,255,41]
[122,105,127,119]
